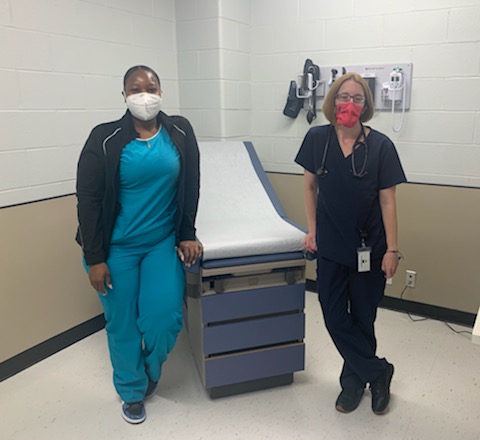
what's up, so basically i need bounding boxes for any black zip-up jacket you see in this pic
[76,110,200,266]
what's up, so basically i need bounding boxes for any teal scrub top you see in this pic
[111,127,180,247]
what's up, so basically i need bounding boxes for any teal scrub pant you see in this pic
[93,233,184,403]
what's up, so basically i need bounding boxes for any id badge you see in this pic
[357,246,371,272]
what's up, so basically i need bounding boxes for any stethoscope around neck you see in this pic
[316,125,369,178]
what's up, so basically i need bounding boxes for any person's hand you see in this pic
[88,262,112,295]
[303,232,317,254]
[381,251,400,279]
[177,240,203,267]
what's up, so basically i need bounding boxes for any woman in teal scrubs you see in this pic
[76,65,202,424]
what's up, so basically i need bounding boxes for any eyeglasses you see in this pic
[335,93,366,104]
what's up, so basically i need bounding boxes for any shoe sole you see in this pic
[121,412,146,424]
[335,405,355,413]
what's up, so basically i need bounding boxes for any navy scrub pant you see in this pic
[316,256,389,390]
[87,233,184,403]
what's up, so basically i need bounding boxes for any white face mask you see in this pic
[125,92,162,121]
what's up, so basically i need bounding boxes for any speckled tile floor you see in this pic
[1,292,479,440]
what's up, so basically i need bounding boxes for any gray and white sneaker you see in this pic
[121,401,146,424]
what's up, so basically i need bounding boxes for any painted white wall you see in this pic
[249,0,480,187]
[1,0,480,208]
[175,0,251,141]
[0,0,179,208]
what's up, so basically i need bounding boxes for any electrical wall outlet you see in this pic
[406,270,416,288]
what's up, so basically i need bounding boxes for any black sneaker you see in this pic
[121,401,146,424]
[144,379,158,400]
[370,362,394,415]
[335,388,364,413]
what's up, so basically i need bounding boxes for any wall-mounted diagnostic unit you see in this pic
[284,61,413,132]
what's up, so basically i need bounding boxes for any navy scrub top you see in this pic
[295,124,406,268]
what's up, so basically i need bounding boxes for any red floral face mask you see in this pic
[335,102,363,128]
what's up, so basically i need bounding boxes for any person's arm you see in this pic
[303,170,318,253]
[76,128,111,293]
[177,118,202,266]
[379,186,400,279]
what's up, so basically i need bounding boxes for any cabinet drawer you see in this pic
[201,283,305,324]
[204,342,305,388]
[203,313,305,355]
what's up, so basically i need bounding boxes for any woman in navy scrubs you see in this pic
[295,72,406,415]
[76,66,202,424]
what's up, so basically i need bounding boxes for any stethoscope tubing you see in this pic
[316,125,368,178]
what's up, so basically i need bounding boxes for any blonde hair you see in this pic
[322,72,374,124]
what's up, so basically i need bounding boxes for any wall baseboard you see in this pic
[306,279,475,327]
[0,315,106,382]
[2,281,475,382]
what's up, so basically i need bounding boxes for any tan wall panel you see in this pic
[2,178,479,362]
[0,196,102,363]
[392,184,480,313]
[267,173,480,314]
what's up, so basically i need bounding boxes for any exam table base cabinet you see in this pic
[184,259,306,398]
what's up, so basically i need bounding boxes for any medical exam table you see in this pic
[184,141,307,398]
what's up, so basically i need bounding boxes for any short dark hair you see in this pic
[123,65,160,89]
[322,72,374,124]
